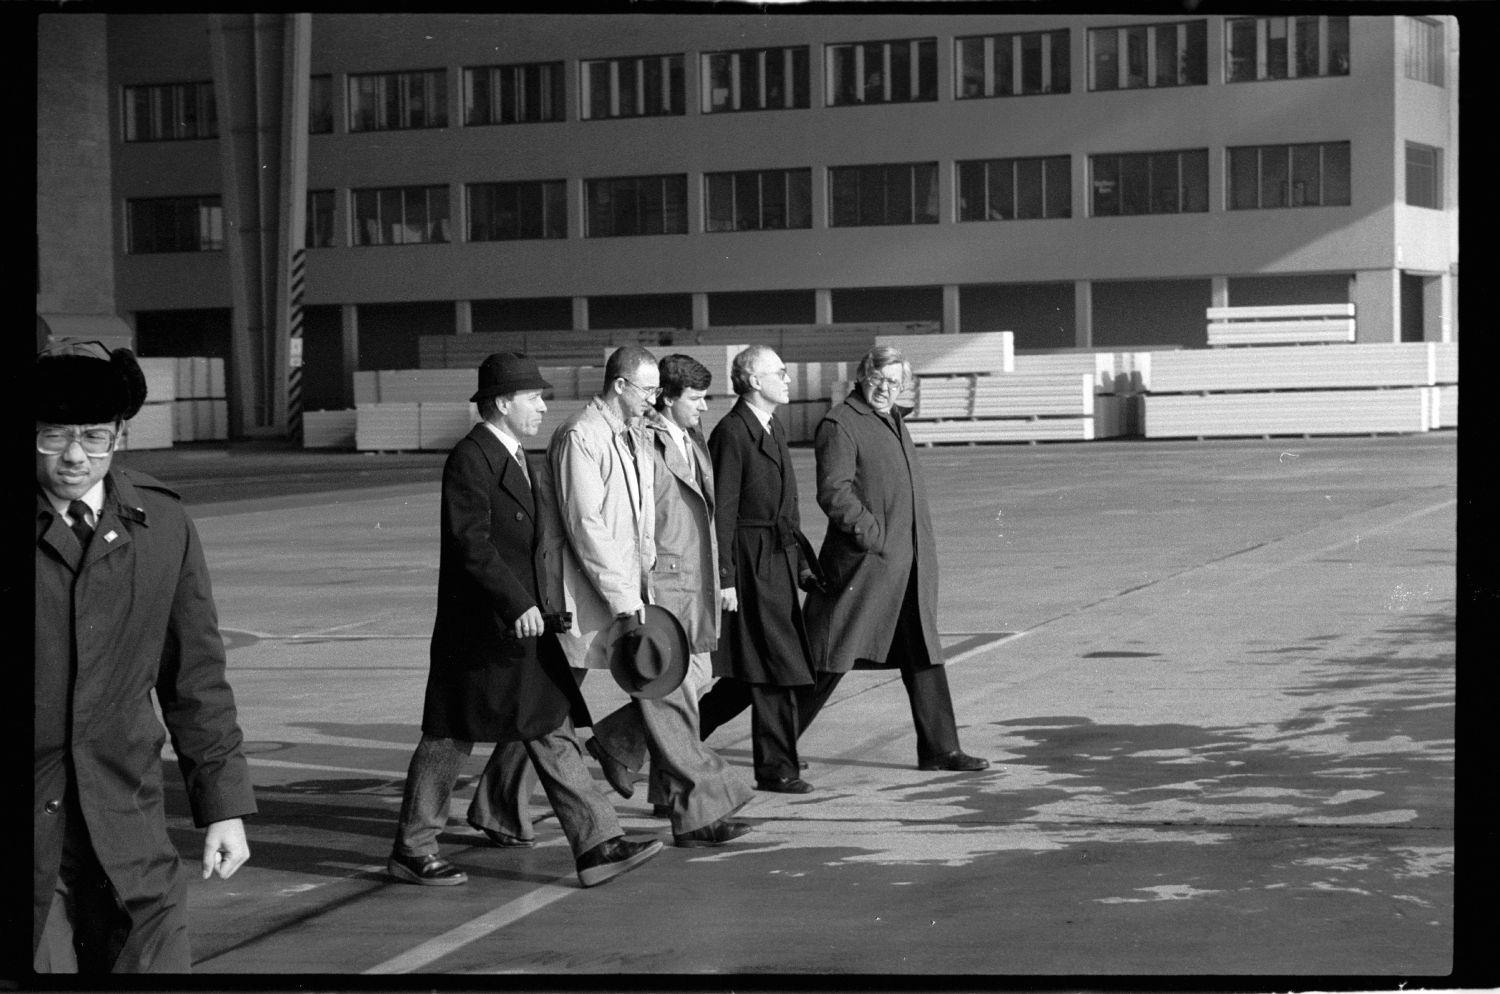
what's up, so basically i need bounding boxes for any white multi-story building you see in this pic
[37,13,1458,434]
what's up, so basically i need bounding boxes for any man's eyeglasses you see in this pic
[755,367,791,381]
[37,425,118,456]
[865,374,905,391]
[619,377,662,401]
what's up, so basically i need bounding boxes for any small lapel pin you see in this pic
[104,531,118,543]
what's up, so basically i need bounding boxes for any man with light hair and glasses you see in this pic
[493,345,753,849]
[800,346,991,773]
[33,342,256,973]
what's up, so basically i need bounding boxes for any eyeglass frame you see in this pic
[863,371,907,391]
[618,376,662,401]
[753,365,791,382]
[36,423,120,457]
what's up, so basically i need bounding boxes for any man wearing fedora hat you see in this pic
[522,345,753,848]
[34,341,256,973]
[387,352,661,889]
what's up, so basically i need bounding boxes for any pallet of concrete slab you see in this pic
[418,329,679,369]
[906,417,1097,445]
[1206,304,1356,347]
[1011,349,1143,394]
[909,372,1095,418]
[1138,342,1449,395]
[1432,341,1458,385]
[354,369,474,404]
[875,332,1014,375]
[690,322,937,363]
[172,400,229,443]
[1426,385,1457,429]
[1142,388,1434,439]
[303,409,357,449]
[120,401,174,450]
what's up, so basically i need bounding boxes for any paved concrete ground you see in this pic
[113,432,1474,985]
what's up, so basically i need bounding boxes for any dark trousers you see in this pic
[698,678,812,782]
[798,566,963,764]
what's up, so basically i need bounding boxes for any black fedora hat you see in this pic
[471,352,551,403]
[36,342,148,425]
[604,605,690,700]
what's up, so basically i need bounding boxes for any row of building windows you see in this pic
[129,140,1445,254]
[125,15,1421,142]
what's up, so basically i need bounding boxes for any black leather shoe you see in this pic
[755,776,814,794]
[586,736,640,799]
[472,826,535,848]
[917,750,991,772]
[575,837,663,888]
[674,819,753,848]
[387,852,468,886]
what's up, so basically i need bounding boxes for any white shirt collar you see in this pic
[745,402,774,430]
[482,420,524,460]
[46,481,105,526]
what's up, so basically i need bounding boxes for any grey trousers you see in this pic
[478,659,750,836]
[392,718,618,860]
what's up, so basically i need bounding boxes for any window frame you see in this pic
[1224,15,1350,83]
[306,189,336,247]
[463,61,567,126]
[1404,142,1442,210]
[704,168,813,232]
[1089,149,1209,217]
[350,184,452,246]
[1226,141,1351,211]
[828,161,940,227]
[122,81,218,142]
[466,179,568,241]
[825,38,938,106]
[578,54,686,120]
[584,174,689,237]
[956,156,1072,221]
[701,46,811,113]
[347,69,449,133]
[126,195,224,253]
[955,29,1070,99]
[1087,20,1207,91]
[1404,16,1444,86]
[308,75,333,134]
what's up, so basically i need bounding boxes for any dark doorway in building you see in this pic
[1227,273,1351,306]
[960,283,1074,347]
[1400,272,1425,342]
[1092,279,1212,349]
[299,305,345,411]
[830,286,943,325]
[588,293,693,331]
[357,302,455,371]
[472,297,574,333]
[708,290,817,326]
[133,308,233,362]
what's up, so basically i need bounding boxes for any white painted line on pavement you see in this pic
[363,880,578,974]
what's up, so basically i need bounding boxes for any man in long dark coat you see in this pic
[705,345,821,793]
[800,346,990,772]
[34,343,256,973]
[387,353,661,889]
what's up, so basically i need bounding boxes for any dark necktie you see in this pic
[512,447,529,487]
[68,499,93,549]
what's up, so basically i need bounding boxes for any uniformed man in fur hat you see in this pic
[33,341,256,973]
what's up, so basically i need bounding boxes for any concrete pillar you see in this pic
[340,303,359,404]
[455,299,473,335]
[942,284,961,334]
[572,296,590,331]
[814,289,834,325]
[1074,280,1093,348]
[1352,269,1399,343]
[691,292,710,330]
[1211,277,1230,308]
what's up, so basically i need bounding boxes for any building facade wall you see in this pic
[96,13,1458,360]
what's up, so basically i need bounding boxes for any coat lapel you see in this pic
[474,424,535,520]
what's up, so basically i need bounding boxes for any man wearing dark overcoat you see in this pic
[800,346,990,772]
[705,345,821,793]
[387,353,661,889]
[34,342,256,973]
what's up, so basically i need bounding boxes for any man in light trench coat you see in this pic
[800,346,991,772]
[485,346,752,849]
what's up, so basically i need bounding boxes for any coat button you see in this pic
[44,799,61,814]
[515,511,524,521]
